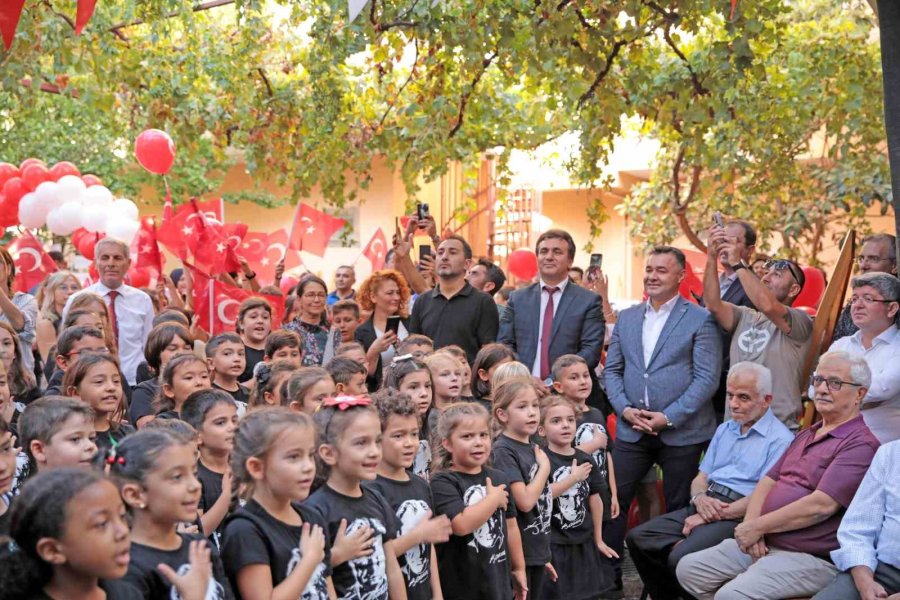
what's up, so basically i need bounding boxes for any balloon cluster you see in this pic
[0,159,141,245]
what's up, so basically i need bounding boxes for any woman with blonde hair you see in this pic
[353,269,412,391]
[34,271,81,363]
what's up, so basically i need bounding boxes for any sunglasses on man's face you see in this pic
[765,259,803,286]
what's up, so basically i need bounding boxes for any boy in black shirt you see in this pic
[364,389,451,600]
[207,333,250,416]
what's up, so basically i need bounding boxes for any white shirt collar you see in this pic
[852,325,900,347]
[539,278,569,294]
[645,294,679,315]
[92,280,131,296]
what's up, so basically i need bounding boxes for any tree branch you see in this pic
[449,51,498,138]
[377,38,419,128]
[662,22,708,96]
[256,68,273,97]
[109,0,235,35]
[577,39,626,108]
[671,145,706,252]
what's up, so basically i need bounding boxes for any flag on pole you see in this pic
[361,228,388,271]
[6,231,58,292]
[287,203,346,257]
[188,266,285,334]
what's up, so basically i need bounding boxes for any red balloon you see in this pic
[0,195,17,227]
[71,227,89,247]
[49,161,81,180]
[19,158,46,171]
[77,234,98,260]
[793,266,826,309]
[127,267,151,288]
[21,163,50,190]
[507,248,539,281]
[88,263,99,281]
[2,176,28,204]
[81,174,104,187]
[0,163,19,187]
[134,129,176,175]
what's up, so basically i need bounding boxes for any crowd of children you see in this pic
[0,292,621,600]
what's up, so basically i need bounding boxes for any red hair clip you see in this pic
[320,395,373,411]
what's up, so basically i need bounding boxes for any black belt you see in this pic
[708,482,744,502]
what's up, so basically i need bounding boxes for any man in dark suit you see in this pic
[497,229,606,392]
[700,219,758,421]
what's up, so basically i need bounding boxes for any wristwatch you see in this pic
[731,261,748,272]
[689,492,705,506]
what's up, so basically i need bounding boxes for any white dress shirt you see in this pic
[531,278,570,378]
[832,440,900,572]
[719,272,738,298]
[63,282,155,385]
[641,295,679,407]
[830,327,900,443]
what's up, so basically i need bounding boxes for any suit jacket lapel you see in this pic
[721,278,744,305]
[647,298,689,368]
[550,285,576,339]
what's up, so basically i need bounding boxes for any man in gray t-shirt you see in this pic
[729,305,813,428]
[703,224,812,430]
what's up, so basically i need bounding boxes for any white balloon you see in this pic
[34,181,65,214]
[83,185,113,207]
[106,217,139,245]
[46,201,83,236]
[17,193,45,229]
[82,204,109,233]
[56,175,87,205]
[111,198,139,221]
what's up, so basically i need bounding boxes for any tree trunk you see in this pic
[877,0,900,266]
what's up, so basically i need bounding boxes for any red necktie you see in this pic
[107,290,120,347]
[539,286,559,380]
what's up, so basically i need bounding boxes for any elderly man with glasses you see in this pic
[676,351,880,600]
[703,225,813,430]
[828,272,900,443]
[833,234,897,340]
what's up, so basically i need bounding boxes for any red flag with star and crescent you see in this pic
[188,266,284,334]
[362,228,388,271]
[158,199,242,274]
[131,216,164,279]
[237,228,301,284]
[288,203,346,257]
[6,231,58,292]
[157,197,225,259]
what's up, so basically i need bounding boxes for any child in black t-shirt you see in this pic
[0,469,146,600]
[471,343,517,413]
[181,389,238,549]
[153,353,213,421]
[430,402,526,600]
[221,407,331,600]
[17,396,97,483]
[490,377,554,599]
[61,353,135,459]
[539,395,618,600]
[305,395,407,600]
[364,389,452,600]
[206,333,250,417]
[551,354,618,520]
[384,357,434,481]
[236,298,272,383]
[129,322,194,428]
[110,428,232,599]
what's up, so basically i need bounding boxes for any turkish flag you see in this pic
[131,216,164,278]
[0,0,26,50]
[288,203,346,256]
[6,231,58,292]
[157,197,226,259]
[238,228,301,285]
[189,267,285,335]
[362,228,388,271]
[75,0,98,34]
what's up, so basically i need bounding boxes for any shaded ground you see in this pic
[622,549,645,600]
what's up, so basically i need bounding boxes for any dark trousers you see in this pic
[525,564,547,600]
[812,561,900,600]
[606,437,706,579]
[626,497,739,600]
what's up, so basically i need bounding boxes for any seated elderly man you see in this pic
[829,272,900,443]
[627,362,794,600]
[811,440,900,599]
[676,351,881,600]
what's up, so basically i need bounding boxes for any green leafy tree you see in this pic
[0,0,886,260]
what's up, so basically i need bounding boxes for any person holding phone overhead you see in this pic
[354,270,412,391]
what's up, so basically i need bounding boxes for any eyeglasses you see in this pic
[849,295,897,306]
[66,347,111,357]
[810,375,863,392]
[302,292,327,300]
[857,254,890,265]
[765,259,803,286]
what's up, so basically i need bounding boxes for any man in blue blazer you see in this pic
[498,229,606,391]
[602,246,722,583]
